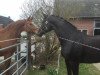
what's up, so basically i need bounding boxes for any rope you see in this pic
[59,37,100,51]
[0,38,20,43]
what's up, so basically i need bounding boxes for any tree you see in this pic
[21,0,54,25]
[53,0,85,19]
[21,0,60,67]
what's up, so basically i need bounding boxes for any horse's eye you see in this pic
[45,21,48,24]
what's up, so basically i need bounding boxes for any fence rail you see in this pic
[0,37,29,75]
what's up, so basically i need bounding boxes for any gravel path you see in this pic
[93,63,100,71]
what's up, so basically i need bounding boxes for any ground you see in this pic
[27,57,100,75]
[93,63,100,71]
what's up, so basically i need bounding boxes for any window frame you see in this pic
[78,29,88,35]
[94,20,100,29]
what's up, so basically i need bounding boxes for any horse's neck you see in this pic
[51,16,76,37]
[54,24,77,39]
[3,24,23,38]
[53,24,87,46]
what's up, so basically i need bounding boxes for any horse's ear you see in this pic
[27,16,33,21]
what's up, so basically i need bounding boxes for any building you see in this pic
[0,16,13,28]
[53,0,100,36]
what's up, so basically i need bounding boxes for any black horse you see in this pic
[37,14,100,75]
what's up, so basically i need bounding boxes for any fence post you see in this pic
[21,34,29,73]
[21,32,32,69]
[20,31,29,72]
[24,36,29,72]
[27,33,32,69]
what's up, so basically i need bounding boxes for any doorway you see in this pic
[94,29,100,35]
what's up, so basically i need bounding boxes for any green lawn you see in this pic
[27,58,100,75]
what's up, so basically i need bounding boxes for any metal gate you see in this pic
[0,37,29,75]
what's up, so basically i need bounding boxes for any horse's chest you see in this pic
[61,43,82,60]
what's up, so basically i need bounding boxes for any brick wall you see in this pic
[69,19,94,36]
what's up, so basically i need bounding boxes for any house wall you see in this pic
[69,19,94,36]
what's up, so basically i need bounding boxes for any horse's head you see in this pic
[23,17,37,33]
[37,14,54,36]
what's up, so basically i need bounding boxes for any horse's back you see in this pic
[85,35,100,48]
[81,35,100,63]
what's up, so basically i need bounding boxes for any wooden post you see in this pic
[27,33,32,69]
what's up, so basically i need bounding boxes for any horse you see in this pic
[37,14,100,75]
[0,17,37,75]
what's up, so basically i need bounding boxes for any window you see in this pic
[82,30,87,35]
[94,20,100,35]
[78,30,81,32]
[78,29,88,35]
[94,29,100,35]
[95,20,100,28]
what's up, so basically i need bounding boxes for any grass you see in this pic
[79,64,100,75]
[27,58,100,75]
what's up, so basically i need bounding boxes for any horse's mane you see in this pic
[51,15,77,30]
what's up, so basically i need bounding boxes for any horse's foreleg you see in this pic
[65,60,72,75]
[70,62,79,75]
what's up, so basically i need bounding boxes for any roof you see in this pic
[0,16,13,27]
[53,0,100,18]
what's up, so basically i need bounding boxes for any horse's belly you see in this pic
[81,48,100,63]
[81,56,100,63]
